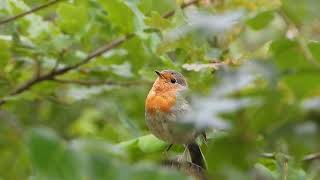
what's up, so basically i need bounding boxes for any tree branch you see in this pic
[162,0,199,18]
[260,152,320,163]
[0,0,63,26]
[162,160,207,180]
[0,1,199,106]
[52,78,152,86]
[50,34,135,77]
[302,152,320,162]
[0,34,132,106]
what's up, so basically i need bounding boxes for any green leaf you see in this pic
[206,134,256,174]
[125,1,147,34]
[118,138,139,151]
[145,11,171,30]
[69,109,101,137]
[254,163,277,179]
[308,41,320,61]
[118,134,167,153]
[0,39,10,67]
[282,73,320,98]
[282,0,320,24]
[138,0,176,15]
[137,134,167,153]
[246,11,274,30]
[26,128,81,179]
[51,34,73,52]
[271,39,320,96]
[98,0,135,33]
[270,38,312,69]
[57,3,88,34]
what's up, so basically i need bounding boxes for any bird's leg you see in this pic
[166,144,173,152]
[177,145,189,163]
[201,132,208,147]
[162,144,173,159]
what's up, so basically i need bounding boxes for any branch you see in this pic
[302,152,320,162]
[281,68,320,76]
[162,0,199,18]
[162,160,207,180]
[52,78,152,86]
[0,1,199,106]
[260,152,320,163]
[0,35,132,106]
[50,34,135,77]
[0,0,62,26]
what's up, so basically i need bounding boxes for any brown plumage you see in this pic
[145,70,206,169]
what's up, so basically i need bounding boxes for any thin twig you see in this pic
[260,152,320,163]
[52,78,151,86]
[260,152,276,159]
[303,153,320,162]
[162,0,199,18]
[0,0,63,26]
[12,34,133,94]
[281,68,320,76]
[50,34,134,77]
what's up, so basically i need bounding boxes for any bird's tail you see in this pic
[187,143,206,169]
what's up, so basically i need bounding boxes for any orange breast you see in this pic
[146,93,176,115]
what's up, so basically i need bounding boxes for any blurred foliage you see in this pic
[1,0,320,179]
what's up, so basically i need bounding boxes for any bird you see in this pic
[145,70,206,169]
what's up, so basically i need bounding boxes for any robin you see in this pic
[145,70,206,169]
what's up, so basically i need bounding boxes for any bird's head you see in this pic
[151,70,188,94]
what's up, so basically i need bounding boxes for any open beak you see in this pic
[155,71,163,78]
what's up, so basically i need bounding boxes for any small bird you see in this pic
[145,70,206,169]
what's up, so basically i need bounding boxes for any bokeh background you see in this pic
[1,0,320,179]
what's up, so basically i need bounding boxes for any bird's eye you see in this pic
[170,79,176,84]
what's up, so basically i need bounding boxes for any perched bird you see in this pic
[145,70,206,169]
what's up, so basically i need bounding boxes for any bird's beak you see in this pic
[155,71,163,79]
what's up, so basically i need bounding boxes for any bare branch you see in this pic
[0,0,63,26]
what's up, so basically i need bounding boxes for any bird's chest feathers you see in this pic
[146,92,177,114]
